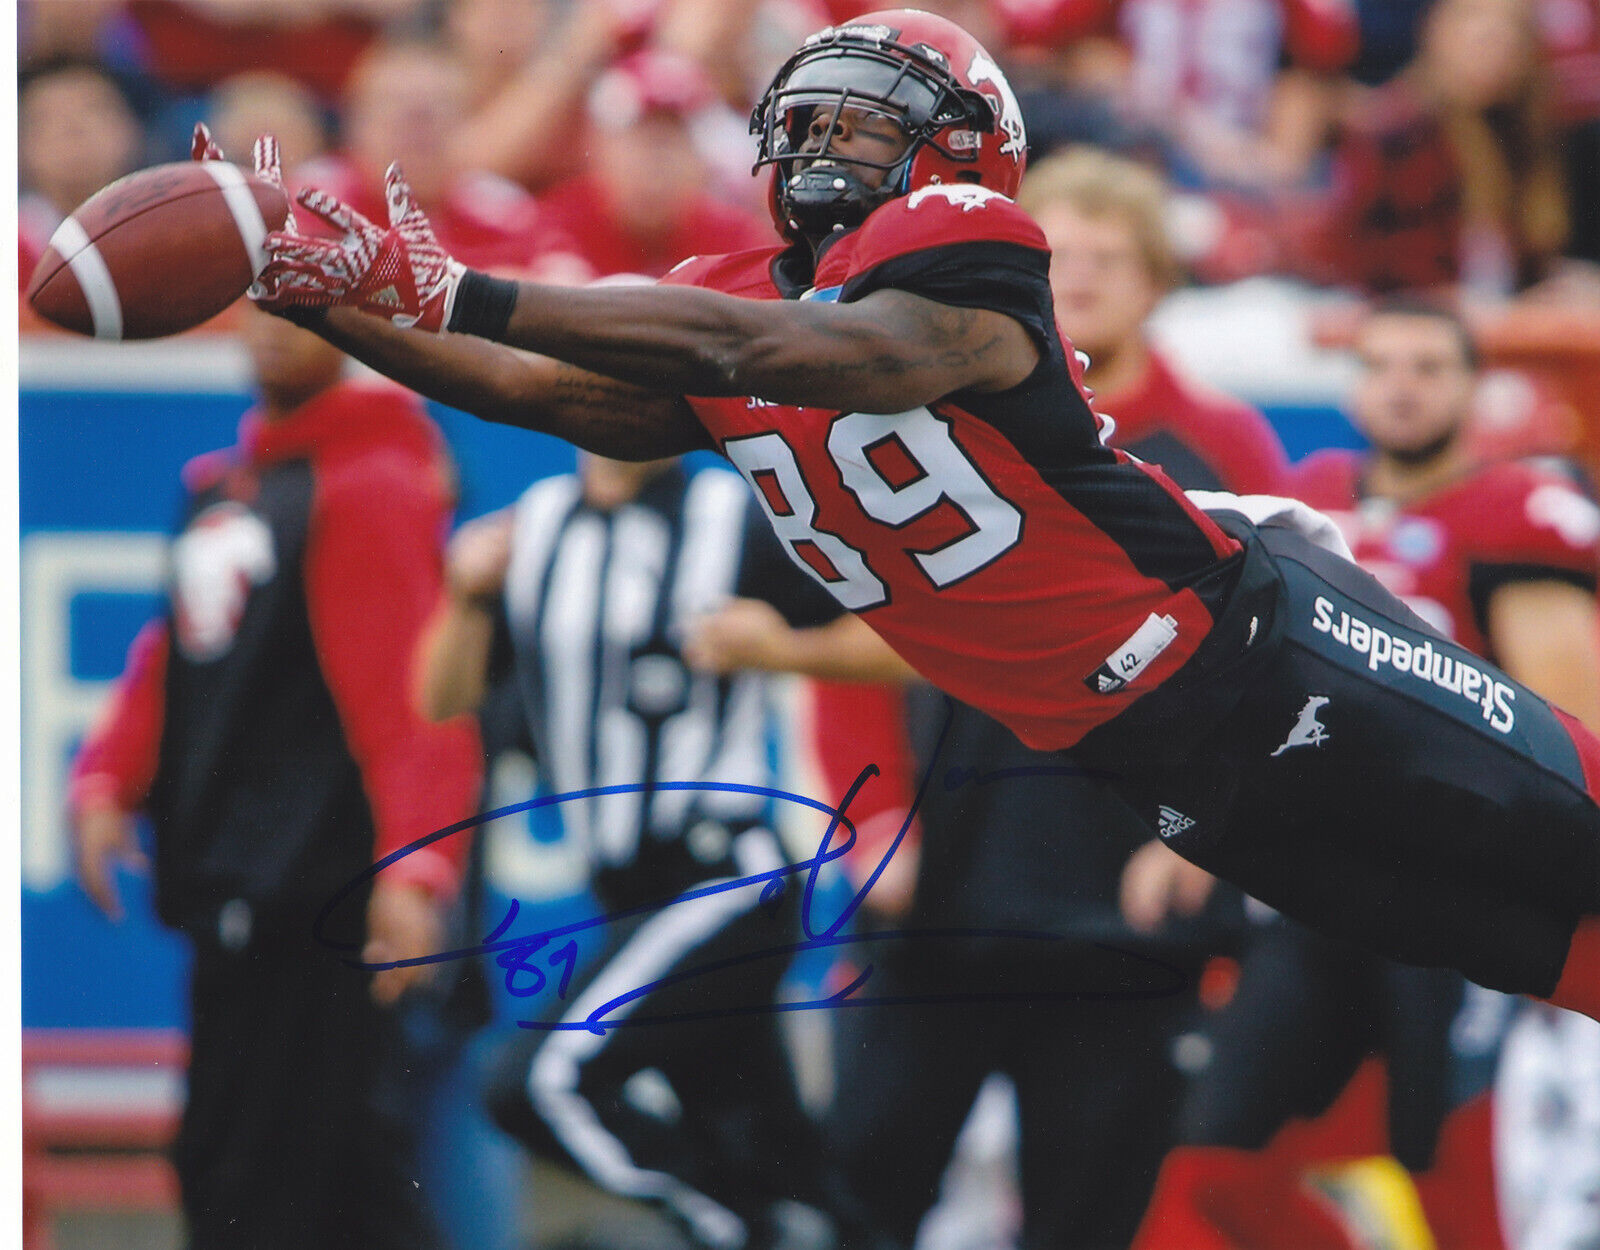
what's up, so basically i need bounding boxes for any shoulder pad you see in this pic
[840,188,1047,277]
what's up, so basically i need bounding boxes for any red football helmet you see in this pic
[751,9,1029,240]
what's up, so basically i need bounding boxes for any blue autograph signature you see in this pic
[315,702,1188,1032]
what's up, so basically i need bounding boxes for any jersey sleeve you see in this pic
[735,500,847,629]
[70,620,170,814]
[830,191,1057,351]
[305,436,483,902]
[1466,465,1600,611]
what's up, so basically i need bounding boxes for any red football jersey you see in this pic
[1293,451,1600,659]
[663,186,1241,752]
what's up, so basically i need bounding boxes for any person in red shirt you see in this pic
[530,48,772,280]
[1018,146,1288,493]
[299,38,552,274]
[1308,0,1571,298]
[70,306,481,1250]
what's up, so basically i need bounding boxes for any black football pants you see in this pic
[1090,518,1600,999]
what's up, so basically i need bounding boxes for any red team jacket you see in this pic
[1293,452,1600,661]
[664,186,1244,754]
[72,381,480,930]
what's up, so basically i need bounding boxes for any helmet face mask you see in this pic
[751,10,1025,241]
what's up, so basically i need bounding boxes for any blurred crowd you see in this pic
[17,0,1600,311]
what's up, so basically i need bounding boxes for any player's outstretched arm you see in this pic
[255,163,1039,418]
[482,281,1038,415]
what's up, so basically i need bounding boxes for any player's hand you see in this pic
[364,880,444,1006]
[446,510,514,607]
[683,598,793,674]
[72,801,148,922]
[1119,839,1217,934]
[191,122,225,162]
[254,164,464,331]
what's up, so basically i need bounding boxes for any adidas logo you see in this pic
[370,284,403,308]
[1157,805,1195,839]
[1097,673,1120,693]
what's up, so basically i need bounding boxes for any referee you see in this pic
[417,453,880,1250]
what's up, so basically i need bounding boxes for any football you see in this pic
[26,161,290,340]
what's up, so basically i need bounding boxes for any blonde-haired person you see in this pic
[1017,146,1289,496]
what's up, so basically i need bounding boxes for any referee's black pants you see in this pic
[485,833,824,1250]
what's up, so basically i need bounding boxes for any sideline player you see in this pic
[70,306,480,1250]
[230,9,1600,1018]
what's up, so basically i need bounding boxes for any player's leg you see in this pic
[826,942,994,1250]
[1118,524,1600,1011]
[1132,920,1377,1250]
[1011,986,1193,1250]
[176,930,443,1250]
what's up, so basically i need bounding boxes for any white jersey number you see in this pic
[725,408,1022,610]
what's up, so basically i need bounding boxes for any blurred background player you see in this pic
[18,58,143,305]
[1129,299,1600,1250]
[526,48,770,281]
[298,36,549,275]
[415,450,884,1250]
[687,146,1290,1250]
[68,304,481,1250]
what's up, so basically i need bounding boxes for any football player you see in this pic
[230,9,1600,1021]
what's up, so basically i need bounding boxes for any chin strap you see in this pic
[779,163,899,237]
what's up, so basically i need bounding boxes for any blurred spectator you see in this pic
[204,70,329,173]
[531,49,770,280]
[18,60,144,297]
[1538,0,1600,266]
[997,0,1358,193]
[1019,147,1290,488]
[68,304,481,1250]
[299,38,549,274]
[442,0,617,194]
[19,0,133,69]
[124,0,430,100]
[1308,0,1571,299]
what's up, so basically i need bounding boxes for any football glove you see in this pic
[253,164,465,333]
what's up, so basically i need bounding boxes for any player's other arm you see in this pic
[315,309,713,461]
[684,602,917,684]
[414,509,511,723]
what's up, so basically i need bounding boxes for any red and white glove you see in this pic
[252,163,465,333]
[191,124,298,233]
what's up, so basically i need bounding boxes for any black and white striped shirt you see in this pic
[501,464,840,908]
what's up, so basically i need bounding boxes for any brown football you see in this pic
[26,161,289,340]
